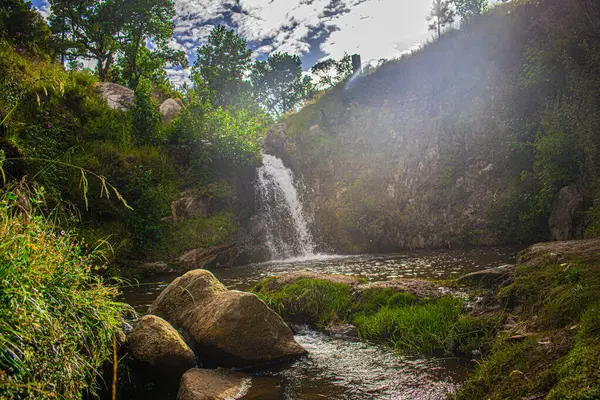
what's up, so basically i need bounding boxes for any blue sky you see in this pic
[31,0,467,85]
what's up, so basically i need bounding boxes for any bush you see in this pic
[0,186,131,399]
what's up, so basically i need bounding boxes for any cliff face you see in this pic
[271,0,600,254]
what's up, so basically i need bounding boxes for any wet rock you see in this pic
[457,264,515,288]
[178,368,250,400]
[355,278,449,298]
[549,184,584,241]
[325,323,358,341]
[128,315,195,377]
[171,192,208,221]
[262,271,363,291]
[139,261,171,276]
[160,98,184,123]
[148,269,307,368]
[96,82,134,111]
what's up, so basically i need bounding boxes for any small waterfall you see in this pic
[257,153,317,260]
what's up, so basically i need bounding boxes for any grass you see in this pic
[253,278,499,356]
[0,186,132,399]
[253,278,353,328]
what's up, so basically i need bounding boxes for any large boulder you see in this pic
[178,368,250,400]
[96,82,134,111]
[128,315,195,377]
[148,269,307,367]
[160,98,184,123]
[549,184,584,241]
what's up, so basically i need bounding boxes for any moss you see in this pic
[353,287,418,315]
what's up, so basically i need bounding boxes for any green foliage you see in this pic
[0,186,131,399]
[353,296,464,354]
[251,52,312,117]
[191,25,252,107]
[0,0,51,58]
[453,0,488,23]
[353,288,418,315]
[131,77,160,144]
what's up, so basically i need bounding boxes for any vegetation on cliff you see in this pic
[278,0,600,253]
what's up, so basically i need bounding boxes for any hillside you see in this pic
[273,0,600,253]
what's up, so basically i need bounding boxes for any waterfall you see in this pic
[257,153,317,260]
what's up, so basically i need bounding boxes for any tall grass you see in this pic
[0,185,132,399]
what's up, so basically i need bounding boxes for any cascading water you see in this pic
[257,153,317,260]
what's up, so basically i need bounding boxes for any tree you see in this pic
[0,0,51,57]
[49,0,124,81]
[426,0,455,39]
[190,25,252,107]
[310,53,353,90]
[131,76,159,144]
[117,0,186,88]
[453,0,488,23]
[251,52,312,116]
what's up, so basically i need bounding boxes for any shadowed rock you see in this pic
[178,368,250,400]
[148,269,307,368]
[457,264,515,288]
[128,315,195,377]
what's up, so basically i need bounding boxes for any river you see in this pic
[122,246,517,399]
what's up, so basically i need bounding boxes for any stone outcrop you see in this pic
[128,315,195,377]
[260,271,364,291]
[549,184,584,241]
[171,192,209,221]
[177,243,236,270]
[355,278,450,298]
[456,264,515,288]
[160,98,184,123]
[96,82,134,111]
[178,368,250,400]
[148,269,307,367]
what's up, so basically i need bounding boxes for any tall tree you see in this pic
[453,0,488,23]
[426,0,455,39]
[251,52,312,116]
[190,25,252,107]
[118,0,185,88]
[49,0,124,81]
[310,53,353,91]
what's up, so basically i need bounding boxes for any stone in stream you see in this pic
[127,315,195,377]
[178,368,250,400]
[456,264,515,288]
[148,269,307,368]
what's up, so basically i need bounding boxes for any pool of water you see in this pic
[121,246,518,399]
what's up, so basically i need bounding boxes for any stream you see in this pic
[122,246,517,399]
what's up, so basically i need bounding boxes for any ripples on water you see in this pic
[121,246,518,400]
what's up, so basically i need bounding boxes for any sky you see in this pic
[30,0,449,86]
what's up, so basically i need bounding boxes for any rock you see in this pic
[148,269,307,367]
[456,264,515,288]
[549,184,584,241]
[177,243,235,270]
[139,261,171,276]
[325,323,358,341]
[260,271,363,291]
[160,98,184,123]
[128,315,195,377]
[178,368,250,400]
[96,82,134,111]
[171,192,209,221]
[355,278,449,298]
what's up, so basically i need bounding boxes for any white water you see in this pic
[257,153,317,260]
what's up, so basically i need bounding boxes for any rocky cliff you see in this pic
[269,0,600,254]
